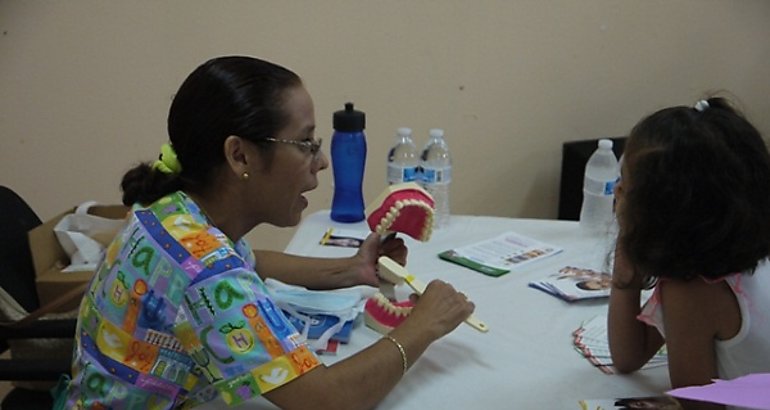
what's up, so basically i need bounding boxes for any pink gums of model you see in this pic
[365,182,435,242]
[363,182,434,332]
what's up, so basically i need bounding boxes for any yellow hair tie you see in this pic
[152,143,182,175]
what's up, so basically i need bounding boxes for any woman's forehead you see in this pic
[280,86,315,137]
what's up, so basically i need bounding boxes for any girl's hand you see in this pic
[612,243,644,289]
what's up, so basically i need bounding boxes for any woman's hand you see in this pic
[350,233,408,286]
[378,234,408,265]
[403,279,475,340]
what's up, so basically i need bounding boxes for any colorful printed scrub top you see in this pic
[63,191,321,409]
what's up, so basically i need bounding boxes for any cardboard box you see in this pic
[28,204,129,312]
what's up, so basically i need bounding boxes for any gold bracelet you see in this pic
[384,334,408,375]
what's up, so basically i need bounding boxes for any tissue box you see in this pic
[28,204,129,312]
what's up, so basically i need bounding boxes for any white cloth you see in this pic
[715,264,770,381]
[53,201,125,272]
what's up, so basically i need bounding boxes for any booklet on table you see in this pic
[529,265,612,302]
[438,231,563,277]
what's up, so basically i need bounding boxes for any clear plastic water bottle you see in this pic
[579,139,620,232]
[330,102,367,222]
[420,128,452,229]
[387,127,420,185]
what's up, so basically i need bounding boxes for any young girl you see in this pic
[608,97,770,410]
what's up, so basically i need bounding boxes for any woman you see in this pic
[59,56,474,409]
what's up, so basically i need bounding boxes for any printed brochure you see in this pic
[438,231,562,276]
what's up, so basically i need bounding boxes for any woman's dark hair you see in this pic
[619,97,770,281]
[121,56,302,206]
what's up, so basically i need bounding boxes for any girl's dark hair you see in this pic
[619,97,770,281]
[121,56,302,206]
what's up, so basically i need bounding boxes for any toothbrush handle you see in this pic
[403,275,489,333]
[379,257,489,333]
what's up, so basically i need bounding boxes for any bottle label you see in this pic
[421,166,452,185]
[584,176,617,196]
[388,164,419,184]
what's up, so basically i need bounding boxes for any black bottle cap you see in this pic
[333,102,366,132]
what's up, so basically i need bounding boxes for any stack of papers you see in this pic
[572,315,667,375]
[529,265,612,302]
[438,231,563,277]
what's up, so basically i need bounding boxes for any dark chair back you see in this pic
[0,186,42,313]
[0,187,69,409]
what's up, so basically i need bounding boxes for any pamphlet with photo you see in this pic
[319,227,368,248]
[438,231,562,277]
[529,265,612,302]
[578,395,681,409]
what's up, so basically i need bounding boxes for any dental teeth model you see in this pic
[378,256,489,333]
[363,183,489,335]
[363,292,415,335]
[365,182,435,241]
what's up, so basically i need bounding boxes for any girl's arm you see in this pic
[607,286,665,373]
[607,245,665,373]
[660,279,731,410]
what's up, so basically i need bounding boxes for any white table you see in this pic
[285,211,669,409]
[204,211,670,409]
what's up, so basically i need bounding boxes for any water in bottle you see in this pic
[579,139,620,233]
[330,102,367,223]
[387,127,420,185]
[420,128,452,229]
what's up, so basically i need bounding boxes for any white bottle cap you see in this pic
[397,127,412,137]
[598,139,613,149]
[429,128,444,138]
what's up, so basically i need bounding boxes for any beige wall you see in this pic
[2,1,769,251]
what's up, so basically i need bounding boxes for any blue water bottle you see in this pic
[330,102,367,222]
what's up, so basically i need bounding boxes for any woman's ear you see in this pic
[223,135,259,178]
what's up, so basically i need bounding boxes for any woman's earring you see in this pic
[242,172,250,180]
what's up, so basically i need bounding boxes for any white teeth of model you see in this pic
[378,294,397,314]
[395,200,404,209]
[373,292,412,316]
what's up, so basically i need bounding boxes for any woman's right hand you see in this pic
[266,279,475,409]
[404,279,475,340]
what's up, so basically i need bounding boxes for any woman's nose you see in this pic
[315,151,330,172]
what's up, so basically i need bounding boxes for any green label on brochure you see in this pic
[438,250,510,277]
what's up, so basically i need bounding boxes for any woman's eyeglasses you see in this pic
[263,137,323,160]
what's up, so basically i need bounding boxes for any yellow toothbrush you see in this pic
[378,256,489,333]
